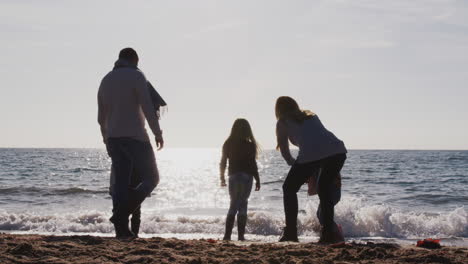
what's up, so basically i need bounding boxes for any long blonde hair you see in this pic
[275,96,314,123]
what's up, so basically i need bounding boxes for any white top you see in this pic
[97,64,162,143]
[276,115,347,165]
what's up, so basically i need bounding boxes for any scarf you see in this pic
[113,59,167,118]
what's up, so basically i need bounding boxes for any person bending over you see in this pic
[275,96,347,243]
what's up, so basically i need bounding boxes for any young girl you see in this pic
[220,119,261,241]
[275,96,347,243]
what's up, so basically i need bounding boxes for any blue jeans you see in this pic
[107,137,159,221]
[227,172,253,216]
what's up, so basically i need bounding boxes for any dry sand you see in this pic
[0,234,466,264]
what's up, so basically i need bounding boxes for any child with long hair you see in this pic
[220,119,261,241]
[275,96,347,243]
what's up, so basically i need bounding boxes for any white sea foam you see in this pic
[310,197,468,238]
[1,198,466,240]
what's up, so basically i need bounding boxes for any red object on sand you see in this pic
[207,239,217,244]
[416,238,441,249]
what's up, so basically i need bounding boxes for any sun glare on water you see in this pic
[147,148,228,215]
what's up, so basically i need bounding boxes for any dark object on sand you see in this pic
[417,238,441,249]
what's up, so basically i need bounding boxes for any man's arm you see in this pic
[134,72,163,147]
[97,84,107,144]
[276,121,295,166]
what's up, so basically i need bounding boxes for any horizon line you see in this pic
[0,147,467,151]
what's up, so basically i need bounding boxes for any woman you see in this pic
[275,96,347,243]
[220,119,261,241]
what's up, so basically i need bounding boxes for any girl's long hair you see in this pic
[275,96,314,123]
[225,118,259,158]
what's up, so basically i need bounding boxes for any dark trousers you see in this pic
[112,199,141,234]
[107,137,159,223]
[282,153,346,233]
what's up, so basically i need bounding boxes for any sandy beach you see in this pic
[0,234,466,264]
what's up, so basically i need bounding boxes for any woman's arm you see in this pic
[276,121,295,166]
[97,85,107,145]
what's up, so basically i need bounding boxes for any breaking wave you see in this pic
[1,197,466,239]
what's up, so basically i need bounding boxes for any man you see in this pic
[98,48,163,238]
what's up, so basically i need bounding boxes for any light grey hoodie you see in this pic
[97,59,162,143]
[276,115,347,165]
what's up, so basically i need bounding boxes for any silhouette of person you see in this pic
[98,48,165,238]
[219,119,261,241]
[275,96,347,243]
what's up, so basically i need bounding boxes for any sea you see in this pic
[0,148,467,246]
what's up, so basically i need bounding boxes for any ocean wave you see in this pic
[447,156,468,161]
[68,168,107,173]
[0,199,466,239]
[328,197,467,238]
[0,186,108,196]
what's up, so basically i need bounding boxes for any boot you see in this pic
[319,223,344,244]
[223,215,236,241]
[237,215,247,241]
[109,215,122,238]
[130,214,141,238]
[278,226,299,242]
[332,223,345,243]
[318,228,333,244]
[130,206,141,237]
[110,215,134,239]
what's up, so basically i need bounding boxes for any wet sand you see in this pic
[0,234,466,264]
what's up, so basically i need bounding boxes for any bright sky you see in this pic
[1,0,467,149]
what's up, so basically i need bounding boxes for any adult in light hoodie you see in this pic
[98,48,165,238]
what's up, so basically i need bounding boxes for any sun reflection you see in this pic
[146,148,229,214]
